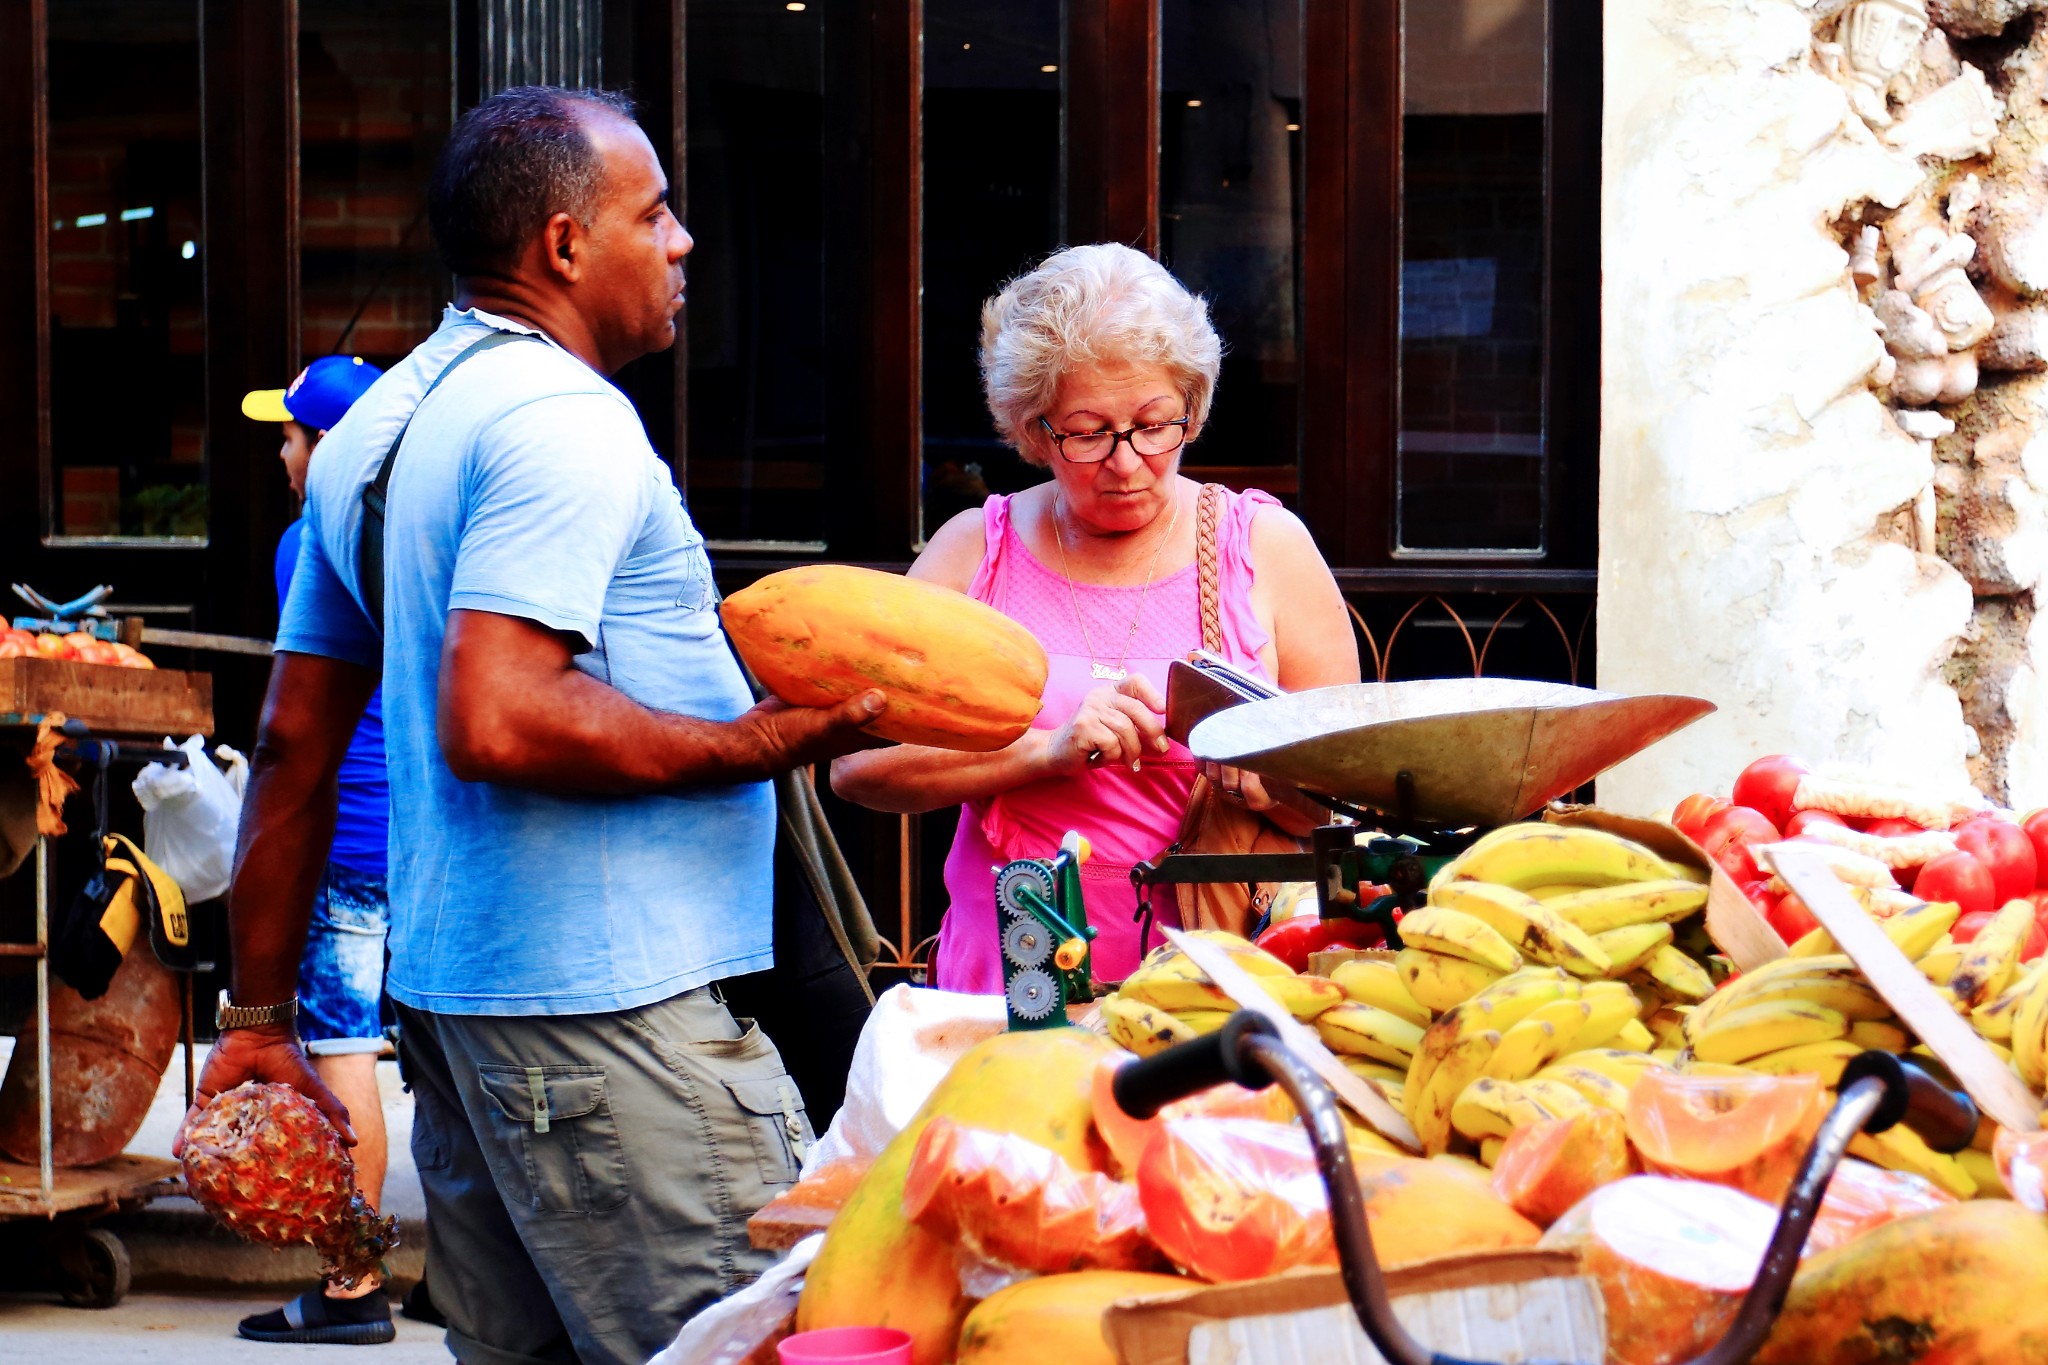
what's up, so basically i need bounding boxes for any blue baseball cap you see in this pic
[241,354,384,431]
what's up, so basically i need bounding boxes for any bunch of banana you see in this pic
[2006,956,2048,1096]
[1402,967,1650,1154]
[1681,954,1899,1067]
[1101,930,1344,1057]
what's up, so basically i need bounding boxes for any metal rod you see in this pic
[35,835,53,1207]
[0,943,48,957]
[182,974,196,1108]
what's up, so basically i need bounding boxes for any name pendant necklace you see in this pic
[1052,486,1182,684]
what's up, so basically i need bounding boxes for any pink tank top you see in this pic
[932,486,1280,993]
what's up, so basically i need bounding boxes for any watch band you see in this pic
[216,991,300,1031]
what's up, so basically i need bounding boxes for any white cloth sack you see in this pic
[132,735,243,902]
[800,982,1008,1176]
[647,1234,823,1365]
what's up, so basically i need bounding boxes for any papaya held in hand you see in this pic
[721,564,1049,752]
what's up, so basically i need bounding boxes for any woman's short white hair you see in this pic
[979,243,1222,465]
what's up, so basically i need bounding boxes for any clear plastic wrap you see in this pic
[1134,1116,1540,1283]
[1489,1110,1634,1227]
[899,1116,1162,1274]
[1994,1126,2048,1210]
[1624,1069,1826,1204]
[1088,1055,1295,1179]
[1801,1156,1957,1257]
[1539,1175,1776,1365]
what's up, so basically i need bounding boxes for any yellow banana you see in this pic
[1569,981,1647,1051]
[1555,1046,1670,1089]
[1646,1006,1693,1050]
[1406,967,1581,1109]
[2008,958,2048,1091]
[1519,1077,1597,1119]
[1450,1077,1561,1143]
[1101,995,1199,1057]
[1744,1038,1866,1085]
[1396,948,1508,1014]
[1444,823,1683,890]
[1482,1000,1591,1081]
[1918,937,1965,987]
[1636,944,1715,1002]
[1173,1010,1236,1035]
[1677,1058,1760,1080]
[1341,1056,1409,1086]
[1587,923,1674,978]
[1331,958,1432,1028]
[1547,879,1709,935]
[1790,897,1961,962]
[1479,1137,1507,1167]
[1534,1062,1635,1112]
[1119,967,1345,1021]
[1610,1019,1658,1052]
[1397,905,1525,975]
[1431,1152,1495,1183]
[1955,1148,2005,1199]
[1345,1124,1408,1160]
[1972,959,2048,1044]
[1846,1019,1910,1052]
[1691,1000,1850,1065]
[1685,956,1891,1040]
[1849,1126,1977,1200]
[1408,1026,1501,1156]
[1429,880,1612,977]
[1949,897,2035,1010]
[1523,883,1594,902]
[1315,1002,1427,1066]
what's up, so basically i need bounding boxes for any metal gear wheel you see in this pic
[1005,968,1060,1021]
[1002,916,1053,969]
[995,859,1057,917]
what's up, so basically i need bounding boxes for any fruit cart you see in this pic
[0,653,214,1307]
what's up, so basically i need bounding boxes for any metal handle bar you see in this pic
[1113,1015,1978,1365]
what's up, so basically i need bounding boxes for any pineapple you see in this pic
[178,1081,399,1288]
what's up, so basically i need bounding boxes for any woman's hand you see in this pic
[1199,759,1329,835]
[1044,674,1171,776]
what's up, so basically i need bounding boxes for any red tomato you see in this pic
[1915,851,1995,918]
[2025,918,2048,962]
[2022,811,2048,891]
[1737,878,1774,913]
[1671,793,1730,840]
[1781,809,1847,839]
[32,633,70,660]
[1956,818,2038,904]
[1863,817,1927,839]
[1950,910,1996,945]
[1252,916,1327,973]
[1768,893,1821,945]
[1701,805,1780,882]
[1732,755,1810,831]
[0,634,26,660]
[1319,918,1387,952]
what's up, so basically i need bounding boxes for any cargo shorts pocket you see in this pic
[722,1075,809,1188]
[477,1065,630,1214]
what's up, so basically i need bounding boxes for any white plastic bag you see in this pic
[132,735,243,902]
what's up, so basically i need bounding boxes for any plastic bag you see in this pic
[132,735,243,903]
[1540,1175,1776,1365]
[900,1116,1162,1274]
[1801,1156,1957,1257]
[645,1232,820,1365]
[1994,1127,2048,1210]
[1132,1117,1335,1282]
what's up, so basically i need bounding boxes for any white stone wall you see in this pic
[1596,0,1990,814]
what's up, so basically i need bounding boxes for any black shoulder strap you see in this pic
[358,329,536,632]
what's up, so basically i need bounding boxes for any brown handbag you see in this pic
[1161,484,1310,939]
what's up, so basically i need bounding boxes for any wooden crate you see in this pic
[0,657,214,737]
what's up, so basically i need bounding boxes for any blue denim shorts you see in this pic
[298,861,390,1055]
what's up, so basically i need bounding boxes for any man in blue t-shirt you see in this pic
[242,352,403,1341]
[184,88,884,1365]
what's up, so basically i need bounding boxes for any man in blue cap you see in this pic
[240,353,405,1345]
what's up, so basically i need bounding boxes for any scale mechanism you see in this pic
[994,831,1098,1029]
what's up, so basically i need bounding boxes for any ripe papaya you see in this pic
[1752,1201,2048,1365]
[796,1028,1116,1365]
[720,564,1049,751]
[954,1270,1189,1365]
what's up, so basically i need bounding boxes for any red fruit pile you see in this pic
[1669,756,2048,958]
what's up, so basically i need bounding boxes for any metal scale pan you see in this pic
[1187,678,1714,828]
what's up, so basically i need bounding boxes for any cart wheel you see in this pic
[57,1227,130,1309]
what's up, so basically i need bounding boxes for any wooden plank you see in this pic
[0,658,213,736]
[1767,844,2043,1134]
[0,1152,180,1215]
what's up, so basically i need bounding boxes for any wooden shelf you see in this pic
[0,658,214,736]
[0,1152,180,1216]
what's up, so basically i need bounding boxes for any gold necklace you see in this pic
[1051,486,1183,683]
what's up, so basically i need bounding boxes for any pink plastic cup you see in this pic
[776,1326,913,1365]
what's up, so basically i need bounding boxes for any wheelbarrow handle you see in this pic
[1110,1012,1279,1119]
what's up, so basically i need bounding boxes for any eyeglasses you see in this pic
[1037,414,1190,464]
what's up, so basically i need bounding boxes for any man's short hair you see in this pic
[428,85,638,278]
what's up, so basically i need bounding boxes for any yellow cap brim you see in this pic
[241,388,294,422]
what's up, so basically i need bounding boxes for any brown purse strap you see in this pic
[1196,482,1224,655]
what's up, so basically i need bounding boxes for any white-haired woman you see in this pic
[833,243,1357,991]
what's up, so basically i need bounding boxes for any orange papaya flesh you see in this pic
[796,1028,1116,1365]
[1625,1069,1826,1204]
[1490,1110,1634,1228]
[1087,1054,1293,1180]
[1752,1201,2048,1365]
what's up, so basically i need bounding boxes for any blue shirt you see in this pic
[275,518,388,880]
[276,306,775,1016]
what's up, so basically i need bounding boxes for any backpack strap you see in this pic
[358,329,536,631]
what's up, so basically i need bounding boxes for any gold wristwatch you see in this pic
[215,991,300,1031]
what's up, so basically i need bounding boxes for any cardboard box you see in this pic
[1103,1248,1602,1365]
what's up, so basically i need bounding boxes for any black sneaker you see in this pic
[238,1286,397,1345]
